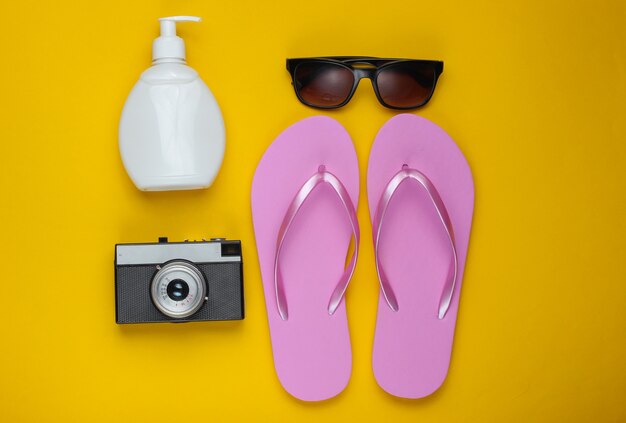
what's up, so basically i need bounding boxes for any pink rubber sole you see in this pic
[368,114,474,398]
[251,116,359,401]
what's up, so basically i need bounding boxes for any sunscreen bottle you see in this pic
[119,16,225,191]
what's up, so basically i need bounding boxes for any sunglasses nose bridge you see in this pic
[353,68,375,82]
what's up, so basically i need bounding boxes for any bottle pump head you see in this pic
[152,16,201,63]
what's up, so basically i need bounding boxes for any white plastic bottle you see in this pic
[119,16,225,191]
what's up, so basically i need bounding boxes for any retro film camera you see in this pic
[115,237,244,324]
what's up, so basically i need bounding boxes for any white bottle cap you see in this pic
[152,16,201,62]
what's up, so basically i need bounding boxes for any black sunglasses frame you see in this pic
[286,56,444,110]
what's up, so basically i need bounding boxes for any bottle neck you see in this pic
[152,57,186,65]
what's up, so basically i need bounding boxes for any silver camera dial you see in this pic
[150,261,207,318]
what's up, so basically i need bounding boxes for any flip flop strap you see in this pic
[274,165,360,321]
[373,165,458,319]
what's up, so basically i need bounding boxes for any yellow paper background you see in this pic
[1,1,624,421]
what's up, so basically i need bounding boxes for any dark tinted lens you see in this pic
[167,279,189,301]
[294,62,354,107]
[376,62,437,108]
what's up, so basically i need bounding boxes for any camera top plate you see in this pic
[116,239,242,266]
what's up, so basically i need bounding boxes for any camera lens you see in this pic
[150,262,207,319]
[166,279,189,301]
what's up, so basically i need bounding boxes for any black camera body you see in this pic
[115,237,244,324]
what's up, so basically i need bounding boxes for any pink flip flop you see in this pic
[252,116,360,401]
[367,114,474,398]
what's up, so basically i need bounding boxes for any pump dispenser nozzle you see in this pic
[152,16,201,63]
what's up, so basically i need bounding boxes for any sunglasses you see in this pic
[286,56,444,110]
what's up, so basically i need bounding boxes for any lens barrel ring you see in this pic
[150,261,207,319]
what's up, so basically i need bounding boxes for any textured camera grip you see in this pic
[115,262,244,324]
